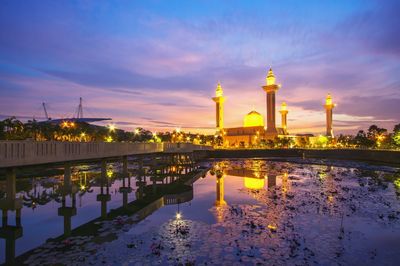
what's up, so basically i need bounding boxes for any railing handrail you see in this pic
[0,141,212,168]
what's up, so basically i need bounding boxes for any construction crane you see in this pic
[42,102,51,120]
[76,97,83,119]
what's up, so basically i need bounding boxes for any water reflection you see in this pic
[0,169,23,265]
[1,158,400,265]
[0,153,205,264]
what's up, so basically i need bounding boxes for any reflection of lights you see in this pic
[176,212,182,220]
[268,224,277,232]
[327,195,334,202]
[244,177,264,190]
[394,178,400,189]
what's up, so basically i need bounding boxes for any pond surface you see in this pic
[1,158,400,265]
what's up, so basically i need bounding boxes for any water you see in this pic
[1,158,400,265]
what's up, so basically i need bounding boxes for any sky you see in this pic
[0,0,399,135]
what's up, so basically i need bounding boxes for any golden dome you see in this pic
[244,110,264,127]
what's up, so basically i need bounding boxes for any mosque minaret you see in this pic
[212,83,225,133]
[279,102,288,135]
[262,68,280,136]
[324,93,335,137]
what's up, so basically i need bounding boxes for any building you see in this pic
[212,67,336,147]
[213,68,288,147]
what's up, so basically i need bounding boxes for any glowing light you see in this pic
[105,136,113,142]
[244,111,264,127]
[80,184,86,190]
[215,82,223,97]
[268,224,277,232]
[281,102,287,111]
[176,127,181,133]
[108,124,116,132]
[152,132,157,137]
[176,212,182,220]
[266,68,276,85]
[325,93,334,107]
[134,128,139,134]
[107,169,113,178]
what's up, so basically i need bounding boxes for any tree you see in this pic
[354,130,374,148]
[394,123,400,133]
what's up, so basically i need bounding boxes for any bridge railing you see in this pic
[0,141,211,168]
[0,141,163,168]
[163,143,213,153]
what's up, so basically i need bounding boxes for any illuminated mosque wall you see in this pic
[212,67,335,147]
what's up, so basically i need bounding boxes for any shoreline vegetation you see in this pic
[1,117,399,150]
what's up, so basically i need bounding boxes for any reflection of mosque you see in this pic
[212,163,291,209]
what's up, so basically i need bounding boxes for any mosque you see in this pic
[212,68,335,147]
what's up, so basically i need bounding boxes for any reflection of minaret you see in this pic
[279,102,289,134]
[324,93,335,137]
[212,83,225,133]
[262,68,280,136]
[0,168,23,265]
[267,174,276,188]
[58,163,77,237]
[119,157,132,207]
[215,172,226,207]
[96,160,110,219]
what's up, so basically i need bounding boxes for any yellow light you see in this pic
[266,68,276,85]
[281,102,287,111]
[80,185,86,190]
[152,132,157,137]
[105,136,113,142]
[107,169,113,178]
[215,83,223,97]
[186,136,190,141]
[176,128,181,133]
[70,122,76,128]
[134,128,139,134]
[108,124,116,132]
[80,132,86,137]
[268,224,277,232]
[325,94,333,106]
[176,212,182,219]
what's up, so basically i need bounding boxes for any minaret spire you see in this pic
[279,102,289,134]
[212,82,226,134]
[262,67,280,137]
[324,93,335,137]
